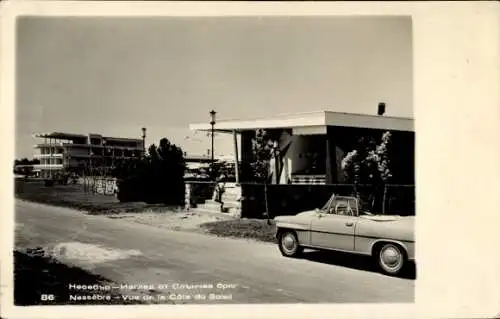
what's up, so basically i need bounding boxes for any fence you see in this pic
[83,176,117,196]
[185,180,415,219]
[383,184,415,216]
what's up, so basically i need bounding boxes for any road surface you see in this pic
[15,200,414,304]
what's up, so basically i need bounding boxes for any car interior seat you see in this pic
[335,202,350,215]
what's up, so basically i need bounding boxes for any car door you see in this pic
[310,201,358,251]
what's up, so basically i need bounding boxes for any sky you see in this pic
[16,16,412,159]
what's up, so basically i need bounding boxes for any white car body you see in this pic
[274,194,415,274]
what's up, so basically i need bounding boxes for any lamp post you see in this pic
[48,137,52,181]
[89,150,94,192]
[102,139,107,173]
[66,154,71,176]
[89,150,93,174]
[141,127,147,157]
[209,110,216,164]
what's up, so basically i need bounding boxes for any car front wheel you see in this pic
[377,243,406,276]
[278,230,303,258]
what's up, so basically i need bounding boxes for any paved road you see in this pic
[15,200,414,304]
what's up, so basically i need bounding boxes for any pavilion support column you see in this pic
[325,126,338,184]
[233,130,240,184]
[239,130,254,183]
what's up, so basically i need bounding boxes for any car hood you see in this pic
[274,210,317,224]
[295,210,319,218]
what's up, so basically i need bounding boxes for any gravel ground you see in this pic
[106,210,235,232]
[14,178,272,243]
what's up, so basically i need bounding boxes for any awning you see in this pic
[189,110,414,133]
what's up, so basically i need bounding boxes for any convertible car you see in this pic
[274,194,414,276]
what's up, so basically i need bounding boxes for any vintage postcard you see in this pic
[1,1,499,319]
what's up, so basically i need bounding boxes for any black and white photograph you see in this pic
[2,1,500,318]
[12,14,415,306]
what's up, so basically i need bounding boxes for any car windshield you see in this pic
[320,193,415,216]
[321,195,359,216]
[321,195,335,211]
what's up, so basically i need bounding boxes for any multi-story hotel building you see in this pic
[33,132,145,179]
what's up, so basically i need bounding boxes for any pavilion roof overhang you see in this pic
[33,132,87,139]
[189,110,414,133]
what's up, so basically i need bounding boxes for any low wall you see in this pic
[240,184,357,218]
[185,181,216,209]
[183,182,415,218]
[240,183,415,219]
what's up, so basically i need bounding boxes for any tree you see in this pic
[208,160,235,181]
[249,129,280,183]
[341,131,393,211]
[14,158,40,167]
[247,129,282,223]
[146,138,186,204]
[13,158,40,176]
[113,137,186,205]
[341,131,393,185]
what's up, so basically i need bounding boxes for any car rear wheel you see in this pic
[377,243,406,276]
[278,230,303,257]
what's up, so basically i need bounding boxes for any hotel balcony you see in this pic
[33,164,64,170]
[33,153,64,158]
[34,142,142,151]
[33,142,65,148]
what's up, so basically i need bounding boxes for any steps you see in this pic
[185,182,242,217]
[195,200,241,216]
[198,200,223,211]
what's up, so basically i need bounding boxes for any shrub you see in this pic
[113,138,186,206]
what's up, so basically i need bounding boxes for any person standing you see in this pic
[214,173,226,211]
